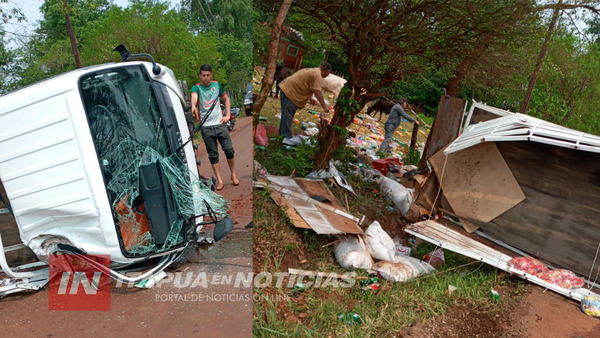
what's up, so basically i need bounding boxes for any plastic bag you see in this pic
[423,248,445,268]
[374,256,436,282]
[508,256,549,275]
[581,295,600,318]
[334,236,373,270]
[364,221,397,262]
[537,269,584,289]
[379,176,414,215]
[255,123,268,147]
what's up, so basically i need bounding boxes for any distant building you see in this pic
[258,25,307,72]
[279,26,306,71]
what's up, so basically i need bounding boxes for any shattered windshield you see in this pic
[80,66,230,256]
[81,67,170,159]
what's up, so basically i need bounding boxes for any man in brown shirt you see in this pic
[277,62,332,138]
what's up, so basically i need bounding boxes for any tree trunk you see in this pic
[252,0,292,148]
[445,35,493,97]
[410,122,419,149]
[312,89,365,169]
[62,0,81,69]
[520,0,562,114]
[313,106,347,169]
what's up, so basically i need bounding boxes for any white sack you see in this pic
[379,176,414,215]
[334,236,372,270]
[374,257,436,282]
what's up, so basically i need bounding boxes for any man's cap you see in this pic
[320,62,333,71]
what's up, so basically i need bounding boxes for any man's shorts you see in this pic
[200,124,235,164]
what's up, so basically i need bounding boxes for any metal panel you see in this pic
[406,220,600,301]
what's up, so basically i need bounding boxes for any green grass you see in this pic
[254,136,317,177]
[253,261,521,337]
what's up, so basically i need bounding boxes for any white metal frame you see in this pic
[446,107,600,155]
[406,220,600,301]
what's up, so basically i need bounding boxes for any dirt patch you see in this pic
[511,287,600,338]
[398,284,600,338]
[398,298,524,338]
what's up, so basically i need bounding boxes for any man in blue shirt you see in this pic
[378,98,419,154]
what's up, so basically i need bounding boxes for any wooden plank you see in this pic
[475,141,600,277]
[419,96,465,168]
[429,143,526,223]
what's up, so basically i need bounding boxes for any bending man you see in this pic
[277,62,332,139]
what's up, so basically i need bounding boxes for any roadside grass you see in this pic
[253,144,525,337]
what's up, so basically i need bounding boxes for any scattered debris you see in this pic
[135,270,168,289]
[256,123,268,146]
[490,288,501,301]
[255,177,363,234]
[423,248,445,268]
[364,221,399,262]
[329,160,355,195]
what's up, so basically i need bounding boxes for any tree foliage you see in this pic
[4,1,251,106]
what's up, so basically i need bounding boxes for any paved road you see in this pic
[0,117,254,337]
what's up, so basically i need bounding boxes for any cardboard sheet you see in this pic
[264,176,363,235]
[429,143,525,223]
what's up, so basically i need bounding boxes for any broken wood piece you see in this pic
[344,194,350,213]
[323,239,341,247]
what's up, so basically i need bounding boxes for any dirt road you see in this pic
[0,117,254,337]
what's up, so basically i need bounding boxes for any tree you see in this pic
[520,0,563,114]
[0,1,26,38]
[215,32,252,106]
[81,2,222,88]
[186,0,252,41]
[0,39,15,93]
[442,1,539,96]
[9,0,114,88]
[252,0,292,144]
[289,0,467,168]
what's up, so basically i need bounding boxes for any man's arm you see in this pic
[220,93,231,124]
[398,106,418,124]
[191,92,199,120]
[312,90,329,114]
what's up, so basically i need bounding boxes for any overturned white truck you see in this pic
[0,47,233,295]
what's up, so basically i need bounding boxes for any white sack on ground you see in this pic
[334,236,373,270]
[379,176,414,215]
[374,257,436,282]
[364,221,397,262]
